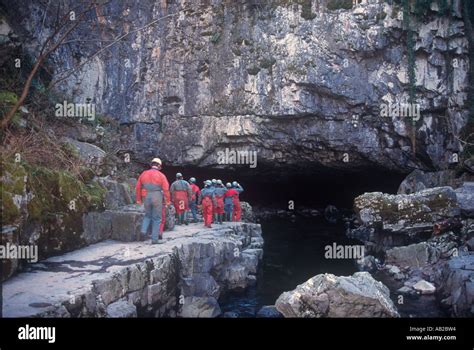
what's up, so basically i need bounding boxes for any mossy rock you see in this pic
[1,159,27,195]
[24,164,106,222]
[1,185,20,224]
[0,90,21,126]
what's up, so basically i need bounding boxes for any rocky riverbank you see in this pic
[2,222,263,318]
[266,178,473,318]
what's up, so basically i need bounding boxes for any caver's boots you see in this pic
[218,214,223,224]
[181,213,188,225]
[151,234,165,244]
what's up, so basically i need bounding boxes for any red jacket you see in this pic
[224,188,239,199]
[135,168,170,205]
[190,183,201,201]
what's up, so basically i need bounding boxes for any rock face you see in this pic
[455,182,474,218]
[355,187,460,234]
[61,137,108,175]
[385,242,441,268]
[106,300,137,318]
[240,201,256,223]
[4,1,470,174]
[397,169,471,194]
[275,272,399,318]
[378,231,471,316]
[2,222,263,318]
[351,187,460,252]
[82,178,178,243]
[436,252,474,317]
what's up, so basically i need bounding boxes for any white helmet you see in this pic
[151,158,162,165]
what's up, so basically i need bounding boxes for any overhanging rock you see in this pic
[2,222,263,318]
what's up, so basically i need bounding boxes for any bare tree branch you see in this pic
[1,3,95,129]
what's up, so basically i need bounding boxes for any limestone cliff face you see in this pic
[5,0,471,174]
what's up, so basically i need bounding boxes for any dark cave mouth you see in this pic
[161,163,406,209]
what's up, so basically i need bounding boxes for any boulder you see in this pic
[178,297,221,318]
[397,169,465,194]
[354,187,460,235]
[61,137,106,172]
[455,182,474,218]
[107,209,144,242]
[180,275,221,299]
[240,201,255,223]
[385,242,440,268]
[81,212,112,244]
[356,255,380,273]
[396,286,417,296]
[275,272,399,318]
[82,203,176,243]
[413,280,436,295]
[436,252,474,317]
[97,177,133,210]
[106,300,137,318]
[64,123,98,143]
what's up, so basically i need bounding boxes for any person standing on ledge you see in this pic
[135,158,170,244]
[232,181,244,222]
[213,179,226,224]
[199,180,215,228]
[188,177,201,223]
[224,182,237,222]
[170,173,192,225]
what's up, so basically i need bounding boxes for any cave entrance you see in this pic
[162,164,405,209]
[160,164,407,317]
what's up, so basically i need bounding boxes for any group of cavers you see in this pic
[135,158,244,244]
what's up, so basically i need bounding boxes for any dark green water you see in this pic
[219,216,447,318]
[219,216,360,317]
